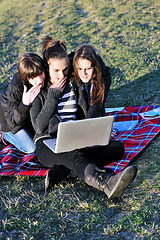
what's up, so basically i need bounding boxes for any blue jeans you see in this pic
[3,129,36,153]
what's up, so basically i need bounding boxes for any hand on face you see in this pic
[22,84,42,106]
[50,76,67,92]
[22,72,45,105]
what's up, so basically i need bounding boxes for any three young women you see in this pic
[30,36,137,199]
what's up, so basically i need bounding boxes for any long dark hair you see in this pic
[42,36,69,71]
[73,44,105,106]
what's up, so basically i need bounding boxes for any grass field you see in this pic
[0,0,160,239]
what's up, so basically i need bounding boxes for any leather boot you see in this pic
[45,164,72,193]
[84,163,137,199]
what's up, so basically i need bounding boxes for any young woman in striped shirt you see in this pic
[30,36,137,199]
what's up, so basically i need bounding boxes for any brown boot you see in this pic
[84,163,137,199]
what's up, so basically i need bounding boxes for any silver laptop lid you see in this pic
[55,115,114,153]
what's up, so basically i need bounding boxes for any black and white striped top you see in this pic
[57,83,77,122]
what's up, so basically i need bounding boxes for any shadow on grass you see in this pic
[107,68,160,107]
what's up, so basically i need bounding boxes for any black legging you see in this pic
[36,138,124,180]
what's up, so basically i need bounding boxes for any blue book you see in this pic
[105,107,125,113]
[144,107,160,117]
[113,120,139,132]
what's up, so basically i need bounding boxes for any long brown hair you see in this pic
[73,44,105,106]
[42,36,69,71]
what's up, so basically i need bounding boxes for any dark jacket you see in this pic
[30,80,59,140]
[0,73,34,134]
[30,55,111,142]
[70,67,111,120]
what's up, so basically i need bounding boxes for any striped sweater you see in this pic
[57,82,77,122]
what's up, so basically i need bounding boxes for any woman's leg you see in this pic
[81,140,125,167]
[3,129,35,153]
[36,138,90,180]
[38,138,137,199]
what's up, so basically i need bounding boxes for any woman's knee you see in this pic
[23,144,36,153]
[110,140,125,159]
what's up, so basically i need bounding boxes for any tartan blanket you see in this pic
[105,105,160,173]
[0,105,160,176]
[0,145,49,176]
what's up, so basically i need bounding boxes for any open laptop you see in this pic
[43,115,114,154]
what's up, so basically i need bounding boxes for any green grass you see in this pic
[0,0,160,239]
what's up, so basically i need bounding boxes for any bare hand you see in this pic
[22,85,42,106]
[50,77,67,92]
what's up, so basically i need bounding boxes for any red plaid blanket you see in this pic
[0,145,49,176]
[0,106,160,176]
[105,105,160,173]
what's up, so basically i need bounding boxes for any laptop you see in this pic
[43,115,114,154]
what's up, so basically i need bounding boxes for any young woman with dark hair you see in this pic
[73,44,105,105]
[0,53,45,153]
[30,36,137,199]
[71,44,111,119]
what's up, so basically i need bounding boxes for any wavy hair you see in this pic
[73,44,105,106]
